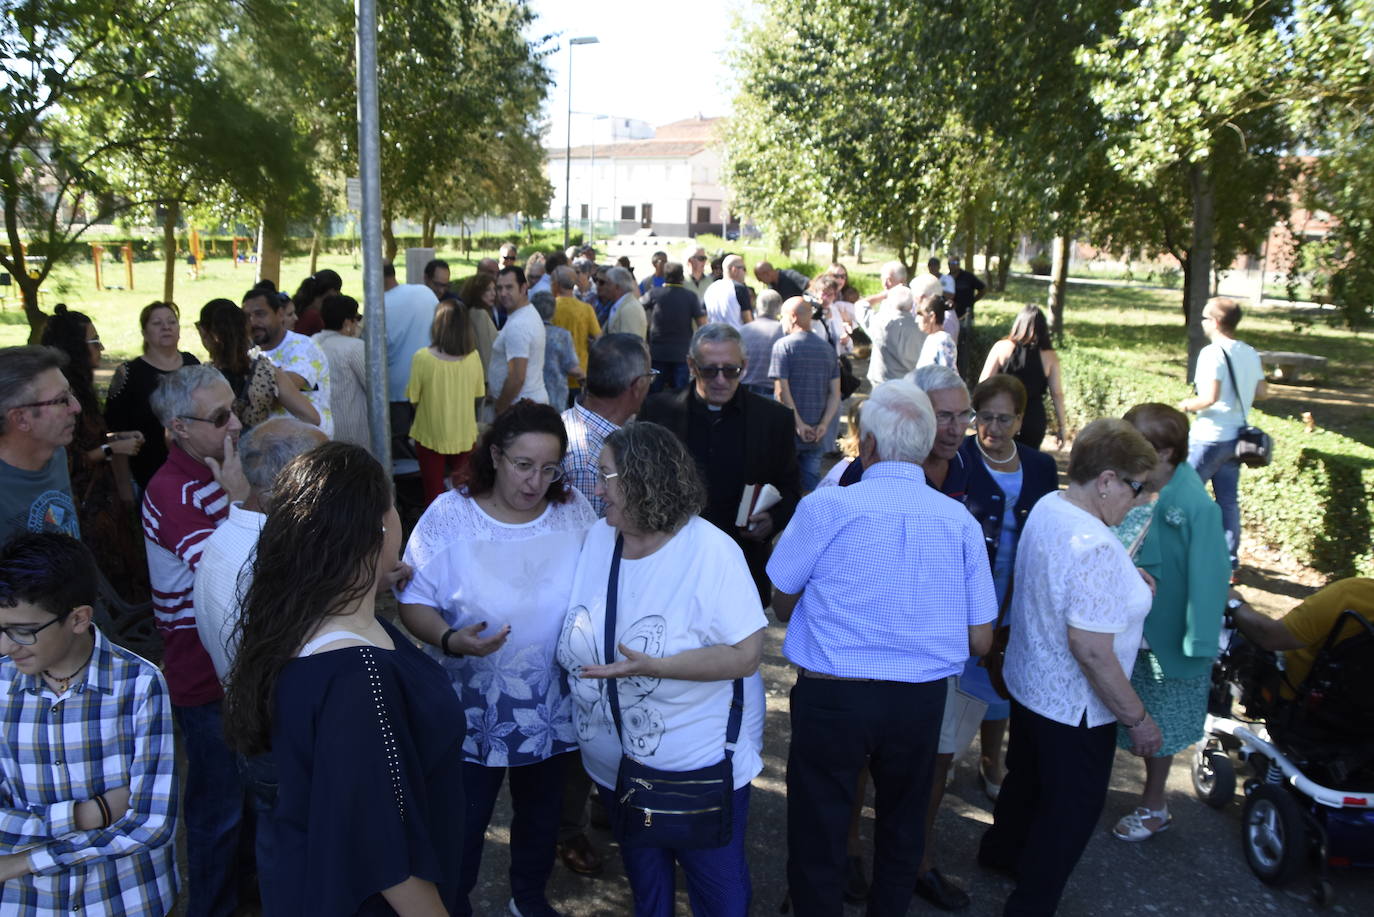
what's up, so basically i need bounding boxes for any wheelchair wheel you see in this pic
[1192,746,1236,808]
[1242,785,1307,886]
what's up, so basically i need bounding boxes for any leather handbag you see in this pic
[1220,349,1272,467]
[604,535,742,849]
[979,586,1015,701]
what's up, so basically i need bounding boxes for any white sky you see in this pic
[527,0,744,146]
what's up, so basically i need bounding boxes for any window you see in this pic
[696,206,711,224]
[620,205,635,220]
[580,204,589,219]
[640,204,653,227]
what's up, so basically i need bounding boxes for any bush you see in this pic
[1059,346,1374,579]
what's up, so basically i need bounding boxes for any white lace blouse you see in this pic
[1003,492,1152,728]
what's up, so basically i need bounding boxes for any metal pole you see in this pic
[562,46,573,249]
[355,0,390,467]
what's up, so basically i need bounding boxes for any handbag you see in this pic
[1219,348,1271,467]
[838,356,862,399]
[979,585,1014,701]
[603,535,742,849]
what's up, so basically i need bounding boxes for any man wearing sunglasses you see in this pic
[141,364,251,917]
[0,346,82,540]
[639,323,800,605]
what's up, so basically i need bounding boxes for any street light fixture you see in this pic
[563,35,599,249]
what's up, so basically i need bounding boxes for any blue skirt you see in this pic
[961,656,1010,720]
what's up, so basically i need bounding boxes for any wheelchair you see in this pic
[1192,607,1374,907]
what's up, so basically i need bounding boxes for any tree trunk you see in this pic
[1046,234,1071,343]
[983,233,995,289]
[420,214,435,249]
[19,275,45,344]
[996,228,1012,292]
[962,210,976,273]
[831,236,839,265]
[258,208,286,288]
[779,232,793,258]
[1186,160,1215,378]
[162,201,179,303]
[308,229,320,275]
[382,217,398,263]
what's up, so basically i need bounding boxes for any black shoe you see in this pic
[914,869,970,911]
[975,850,1017,880]
[843,854,869,904]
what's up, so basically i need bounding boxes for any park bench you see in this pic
[1258,350,1329,383]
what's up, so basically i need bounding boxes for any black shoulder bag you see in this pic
[1220,348,1272,468]
[604,534,742,849]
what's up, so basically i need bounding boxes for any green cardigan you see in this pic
[1134,462,1231,679]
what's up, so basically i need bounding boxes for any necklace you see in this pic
[976,438,1018,466]
[44,643,95,694]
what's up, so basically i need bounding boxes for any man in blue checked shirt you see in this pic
[768,379,996,917]
[0,533,178,915]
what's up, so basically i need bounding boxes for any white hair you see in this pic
[881,260,908,284]
[907,363,969,400]
[860,379,935,465]
[885,286,914,312]
[723,254,744,273]
[604,266,636,294]
[149,364,229,428]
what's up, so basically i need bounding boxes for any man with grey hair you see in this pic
[533,290,584,410]
[601,265,647,338]
[769,378,995,917]
[141,363,251,917]
[703,254,754,327]
[683,243,713,302]
[867,285,926,386]
[0,345,83,539]
[640,322,799,603]
[551,264,601,405]
[740,290,784,397]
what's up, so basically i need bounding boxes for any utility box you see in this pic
[405,248,435,285]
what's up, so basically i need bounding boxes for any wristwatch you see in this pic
[100,443,113,461]
[1227,597,1245,611]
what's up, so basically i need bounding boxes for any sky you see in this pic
[527,0,743,147]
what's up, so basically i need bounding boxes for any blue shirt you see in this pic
[383,284,439,400]
[768,331,839,428]
[768,461,998,682]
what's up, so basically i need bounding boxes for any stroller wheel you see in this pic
[1242,785,1307,886]
[1192,747,1236,808]
[1313,878,1336,908]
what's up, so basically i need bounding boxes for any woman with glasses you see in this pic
[397,399,595,917]
[979,419,1161,915]
[956,374,1059,799]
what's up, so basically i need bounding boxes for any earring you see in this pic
[1099,492,1107,499]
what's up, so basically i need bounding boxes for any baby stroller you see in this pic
[1192,607,1374,906]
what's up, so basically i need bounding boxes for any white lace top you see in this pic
[397,487,596,765]
[1003,492,1152,728]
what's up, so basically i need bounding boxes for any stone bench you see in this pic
[1258,351,1329,383]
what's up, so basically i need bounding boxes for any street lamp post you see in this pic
[563,36,599,249]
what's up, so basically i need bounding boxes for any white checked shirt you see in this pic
[768,461,997,682]
[560,404,619,518]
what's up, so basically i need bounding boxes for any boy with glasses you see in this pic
[0,532,178,914]
[0,346,83,540]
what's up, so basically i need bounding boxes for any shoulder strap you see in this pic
[603,534,743,759]
[1218,346,1248,425]
[298,630,377,657]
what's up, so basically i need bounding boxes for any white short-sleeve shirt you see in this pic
[1003,492,1153,727]
[558,518,768,790]
[1191,338,1263,442]
[488,304,549,404]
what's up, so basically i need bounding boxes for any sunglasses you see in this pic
[696,364,743,380]
[1120,476,1146,497]
[179,408,235,428]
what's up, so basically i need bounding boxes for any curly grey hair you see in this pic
[603,422,705,534]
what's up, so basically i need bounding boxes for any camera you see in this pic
[803,292,826,321]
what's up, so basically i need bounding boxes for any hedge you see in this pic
[1060,347,1374,580]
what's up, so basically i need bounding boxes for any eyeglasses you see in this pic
[975,411,1018,428]
[935,409,975,428]
[597,470,619,484]
[178,408,235,428]
[0,617,61,646]
[1120,476,1146,497]
[86,338,104,350]
[696,364,743,380]
[640,369,662,381]
[500,451,565,483]
[13,391,75,411]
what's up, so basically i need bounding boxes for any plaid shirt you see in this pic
[560,403,619,518]
[0,627,179,915]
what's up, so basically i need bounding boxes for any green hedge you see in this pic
[1060,347,1374,579]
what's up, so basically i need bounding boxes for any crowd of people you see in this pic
[2,228,1354,917]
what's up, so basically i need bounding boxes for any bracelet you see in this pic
[92,793,111,828]
[440,628,463,658]
[1122,711,1149,730]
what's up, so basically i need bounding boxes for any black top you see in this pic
[643,284,707,362]
[952,271,985,318]
[104,353,200,488]
[263,618,467,916]
[1006,346,1052,448]
[771,270,807,301]
[957,435,1059,572]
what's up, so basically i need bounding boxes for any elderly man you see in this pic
[867,286,925,386]
[551,264,602,404]
[243,285,333,436]
[601,265,647,338]
[769,379,996,917]
[499,242,519,270]
[740,290,785,398]
[491,266,549,413]
[642,261,707,390]
[703,254,754,327]
[640,323,800,603]
[839,364,973,493]
[755,260,809,301]
[858,260,910,328]
[637,250,669,294]
[477,257,500,277]
[770,297,841,492]
[683,243,713,301]
[141,364,250,917]
[0,346,82,539]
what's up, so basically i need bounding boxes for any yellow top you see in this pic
[553,296,601,387]
[1281,577,1374,690]
[406,348,485,454]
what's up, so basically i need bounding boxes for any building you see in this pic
[545,116,735,239]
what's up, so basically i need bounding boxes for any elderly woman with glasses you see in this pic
[397,399,596,917]
[980,418,1162,916]
[558,421,766,917]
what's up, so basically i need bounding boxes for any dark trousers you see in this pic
[389,400,417,462]
[559,749,594,841]
[457,754,569,915]
[786,674,946,917]
[175,700,247,917]
[651,360,690,392]
[979,701,1118,917]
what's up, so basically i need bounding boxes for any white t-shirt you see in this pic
[1191,338,1263,442]
[557,517,768,790]
[260,331,333,436]
[703,278,745,328]
[191,502,264,681]
[488,303,549,404]
[1003,493,1152,727]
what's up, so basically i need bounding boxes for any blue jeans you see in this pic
[796,439,825,493]
[746,383,775,399]
[596,783,753,917]
[1189,438,1241,568]
[174,701,247,917]
[457,754,568,915]
[237,752,277,907]
[651,360,690,392]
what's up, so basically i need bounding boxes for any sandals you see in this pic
[1113,806,1172,842]
[979,759,1002,802]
